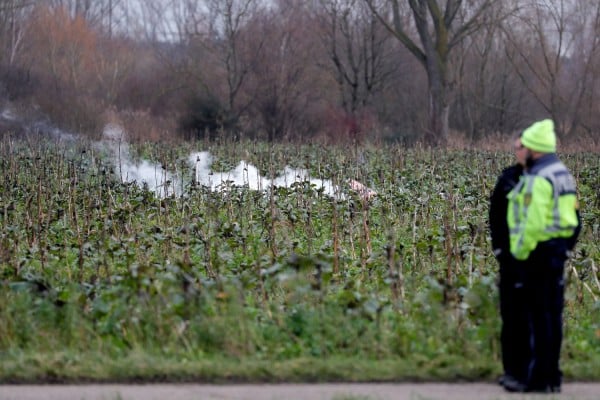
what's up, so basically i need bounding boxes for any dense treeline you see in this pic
[0,0,599,145]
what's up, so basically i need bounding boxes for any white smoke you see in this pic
[188,152,339,197]
[102,124,344,199]
[188,151,267,191]
[1,107,16,121]
[0,103,77,141]
[102,124,179,198]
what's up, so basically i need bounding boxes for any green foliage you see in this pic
[0,137,599,382]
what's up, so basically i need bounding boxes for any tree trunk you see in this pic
[428,81,450,146]
[425,52,450,146]
[364,0,496,146]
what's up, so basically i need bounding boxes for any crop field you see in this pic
[0,133,599,382]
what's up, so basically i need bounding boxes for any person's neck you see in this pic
[525,152,554,171]
[529,151,545,160]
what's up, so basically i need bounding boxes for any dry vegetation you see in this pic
[0,0,599,146]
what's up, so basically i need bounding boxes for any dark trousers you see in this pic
[499,260,530,382]
[523,241,567,389]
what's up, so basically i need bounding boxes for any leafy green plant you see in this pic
[0,136,598,382]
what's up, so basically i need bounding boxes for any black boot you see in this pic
[502,376,527,392]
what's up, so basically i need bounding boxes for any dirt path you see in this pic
[1,382,600,400]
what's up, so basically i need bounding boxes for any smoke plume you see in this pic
[102,124,342,199]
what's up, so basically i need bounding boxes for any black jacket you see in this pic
[489,164,523,260]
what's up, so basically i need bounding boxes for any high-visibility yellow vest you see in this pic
[507,155,579,260]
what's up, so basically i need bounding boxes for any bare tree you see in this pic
[125,0,208,43]
[316,0,393,115]
[245,1,323,141]
[160,0,263,111]
[573,0,600,138]
[121,0,165,42]
[364,0,497,145]
[132,0,266,138]
[502,0,600,138]
[0,0,34,66]
[43,0,124,35]
[206,0,261,115]
[451,1,530,139]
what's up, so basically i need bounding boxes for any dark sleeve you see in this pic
[489,165,523,256]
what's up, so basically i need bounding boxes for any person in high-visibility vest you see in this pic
[504,119,581,393]
[489,139,526,390]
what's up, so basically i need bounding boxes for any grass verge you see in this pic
[2,350,599,384]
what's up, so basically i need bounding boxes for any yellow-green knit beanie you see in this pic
[521,119,556,153]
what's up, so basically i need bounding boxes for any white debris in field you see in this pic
[349,179,377,201]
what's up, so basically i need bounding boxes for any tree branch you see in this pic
[363,0,426,65]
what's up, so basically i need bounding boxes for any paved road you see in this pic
[1,383,600,400]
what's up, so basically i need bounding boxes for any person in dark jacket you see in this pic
[489,139,526,390]
[505,120,581,393]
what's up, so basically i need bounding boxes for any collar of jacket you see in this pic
[527,153,560,174]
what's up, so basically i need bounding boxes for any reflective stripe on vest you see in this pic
[536,161,577,234]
